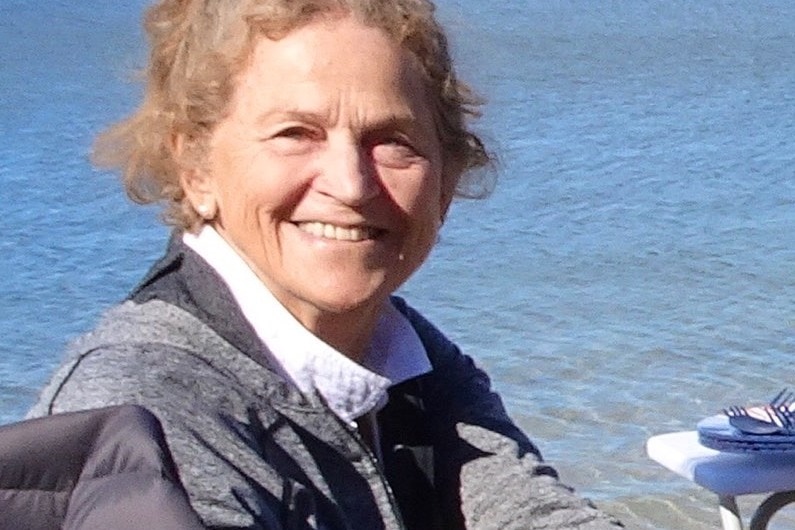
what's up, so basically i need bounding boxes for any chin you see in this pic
[314,293,384,315]
[308,282,393,314]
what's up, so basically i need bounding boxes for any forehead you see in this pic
[231,16,432,121]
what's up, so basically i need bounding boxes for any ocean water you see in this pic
[2,1,795,528]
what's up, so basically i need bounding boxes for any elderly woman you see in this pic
[30,0,622,528]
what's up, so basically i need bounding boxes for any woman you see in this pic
[30,0,622,528]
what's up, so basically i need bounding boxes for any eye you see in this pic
[273,126,320,141]
[264,125,322,154]
[371,136,423,169]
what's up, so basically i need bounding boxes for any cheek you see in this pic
[383,161,444,209]
[388,170,444,247]
[214,156,304,221]
[411,174,444,226]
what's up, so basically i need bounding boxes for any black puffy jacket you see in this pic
[0,405,205,530]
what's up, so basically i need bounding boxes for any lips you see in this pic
[295,221,383,242]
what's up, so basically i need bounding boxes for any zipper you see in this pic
[336,415,407,530]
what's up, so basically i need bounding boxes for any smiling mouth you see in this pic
[295,221,384,242]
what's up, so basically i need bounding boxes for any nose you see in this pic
[315,137,380,206]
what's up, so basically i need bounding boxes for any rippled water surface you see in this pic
[2,1,795,528]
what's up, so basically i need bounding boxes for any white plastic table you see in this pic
[647,431,795,530]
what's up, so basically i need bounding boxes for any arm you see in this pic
[397,301,623,529]
[439,350,622,529]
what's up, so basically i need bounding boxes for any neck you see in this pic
[302,305,381,362]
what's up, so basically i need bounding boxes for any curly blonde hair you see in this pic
[94,0,494,230]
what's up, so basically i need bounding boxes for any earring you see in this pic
[197,202,216,221]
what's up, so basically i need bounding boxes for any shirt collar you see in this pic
[183,226,432,423]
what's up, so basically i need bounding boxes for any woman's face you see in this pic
[185,16,447,341]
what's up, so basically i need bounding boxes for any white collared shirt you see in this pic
[183,226,432,425]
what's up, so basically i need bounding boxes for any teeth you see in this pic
[297,222,376,242]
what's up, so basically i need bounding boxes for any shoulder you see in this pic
[389,296,507,420]
[390,295,491,386]
[28,299,270,418]
[389,303,622,527]
[389,295,458,367]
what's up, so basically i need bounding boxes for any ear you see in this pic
[173,133,217,219]
[181,169,218,220]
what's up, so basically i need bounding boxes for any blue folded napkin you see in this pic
[698,414,795,453]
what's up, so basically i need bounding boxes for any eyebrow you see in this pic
[253,108,425,133]
[253,109,323,128]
